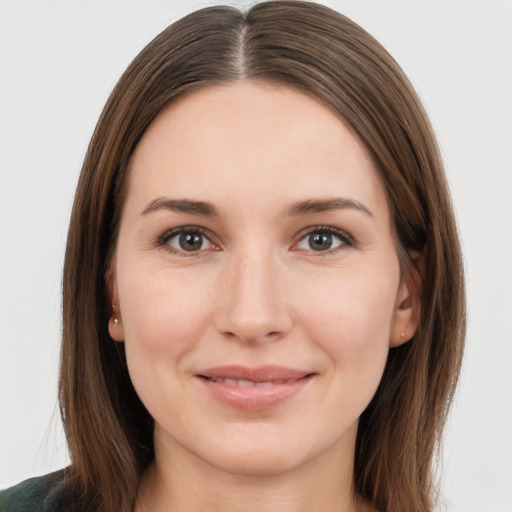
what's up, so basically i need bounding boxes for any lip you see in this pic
[196,365,315,411]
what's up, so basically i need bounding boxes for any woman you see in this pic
[0,2,465,511]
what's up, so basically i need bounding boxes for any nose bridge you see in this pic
[215,243,290,343]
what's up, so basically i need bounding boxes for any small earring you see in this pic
[401,332,406,339]
[113,317,119,326]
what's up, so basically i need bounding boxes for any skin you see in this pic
[108,82,420,512]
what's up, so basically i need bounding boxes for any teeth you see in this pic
[205,377,297,387]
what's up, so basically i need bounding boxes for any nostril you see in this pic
[221,329,284,344]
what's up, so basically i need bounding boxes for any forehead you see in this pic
[125,81,389,223]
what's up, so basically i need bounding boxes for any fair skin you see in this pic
[108,82,420,512]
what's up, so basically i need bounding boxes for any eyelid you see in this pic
[156,225,219,255]
[154,224,355,256]
[292,225,356,252]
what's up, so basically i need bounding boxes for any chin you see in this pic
[208,449,305,478]
[193,429,337,479]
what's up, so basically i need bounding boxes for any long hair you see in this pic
[60,2,465,511]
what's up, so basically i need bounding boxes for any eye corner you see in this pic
[292,225,356,254]
[156,226,220,256]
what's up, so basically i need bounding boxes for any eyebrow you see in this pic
[141,196,373,219]
[287,198,373,218]
[141,198,220,217]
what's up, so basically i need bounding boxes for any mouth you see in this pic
[196,365,315,411]
[200,376,303,387]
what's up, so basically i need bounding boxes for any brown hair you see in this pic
[60,2,465,511]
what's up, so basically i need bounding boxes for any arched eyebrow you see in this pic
[141,197,373,219]
[141,198,220,217]
[287,198,374,218]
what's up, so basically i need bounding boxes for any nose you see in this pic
[213,249,293,344]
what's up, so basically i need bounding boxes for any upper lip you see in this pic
[197,365,313,383]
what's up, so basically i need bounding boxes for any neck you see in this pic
[136,425,374,512]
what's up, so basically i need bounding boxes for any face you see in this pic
[108,82,419,478]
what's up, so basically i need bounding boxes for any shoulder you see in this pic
[0,470,68,512]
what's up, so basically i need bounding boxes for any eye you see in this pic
[160,228,215,254]
[295,227,352,252]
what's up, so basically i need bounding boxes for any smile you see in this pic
[202,377,302,387]
[196,365,315,411]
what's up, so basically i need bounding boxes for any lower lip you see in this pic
[198,376,313,411]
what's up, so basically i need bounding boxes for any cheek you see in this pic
[117,267,215,426]
[118,266,213,366]
[297,268,398,381]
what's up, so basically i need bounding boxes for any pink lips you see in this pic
[197,365,314,411]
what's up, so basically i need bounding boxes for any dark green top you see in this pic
[0,470,68,512]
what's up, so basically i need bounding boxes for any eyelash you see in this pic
[156,226,216,256]
[294,225,356,254]
[156,225,356,256]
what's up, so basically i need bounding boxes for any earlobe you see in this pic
[106,263,125,342]
[390,249,424,348]
[108,314,125,342]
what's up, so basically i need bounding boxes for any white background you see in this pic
[0,1,511,511]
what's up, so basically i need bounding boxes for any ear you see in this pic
[106,262,125,342]
[390,249,424,347]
